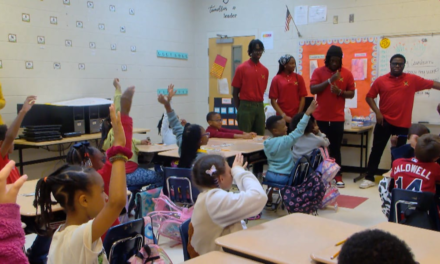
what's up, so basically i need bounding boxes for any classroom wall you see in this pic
[193,0,440,170]
[0,0,196,179]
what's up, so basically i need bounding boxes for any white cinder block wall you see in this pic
[0,0,197,178]
[193,0,440,171]
[2,0,440,179]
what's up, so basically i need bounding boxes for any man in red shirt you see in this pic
[360,54,440,189]
[391,134,440,194]
[310,45,355,187]
[232,39,269,136]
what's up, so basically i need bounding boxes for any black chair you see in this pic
[103,218,145,264]
[309,148,323,170]
[163,167,200,206]
[179,219,191,261]
[388,188,440,231]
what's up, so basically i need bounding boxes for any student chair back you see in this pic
[163,167,200,206]
[103,218,145,264]
[389,188,440,231]
[309,148,323,170]
[289,156,312,187]
[179,219,191,261]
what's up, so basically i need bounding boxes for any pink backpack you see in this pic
[316,147,340,184]
[147,192,193,243]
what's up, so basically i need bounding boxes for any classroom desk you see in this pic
[342,125,374,182]
[182,251,261,264]
[14,128,150,174]
[215,213,364,264]
[158,148,241,159]
[137,143,178,153]
[371,222,440,263]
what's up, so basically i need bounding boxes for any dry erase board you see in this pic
[378,36,440,124]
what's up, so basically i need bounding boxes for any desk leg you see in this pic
[360,132,364,169]
[365,131,369,170]
[19,148,24,175]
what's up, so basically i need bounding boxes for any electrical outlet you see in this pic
[121,65,127,71]
[109,5,116,12]
[37,36,45,44]
[53,62,61,69]
[111,44,117,50]
[129,8,135,15]
[22,13,30,22]
[76,21,83,28]
[78,63,85,70]
[98,23,105,30]
[25,61,33,69]
[120,26,126,33]
[50,16,57,25]
[130,46,136,52]
[63,0,70,5]
[89,42,96,49]
[87,1,94,8]
[8,34,17,43]
[65,39,72,47]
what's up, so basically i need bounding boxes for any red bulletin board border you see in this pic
[298,37,379,117]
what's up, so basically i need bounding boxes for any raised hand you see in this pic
[330,70,341,83]
[109,104,126,147]
[113,78,121,91]
[0,161,27,204]
[22,96,37,113]
[232,153,248,169]
[167,84,176,102]
[306,100,318,115]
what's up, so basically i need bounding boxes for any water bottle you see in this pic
[344,108,352,130]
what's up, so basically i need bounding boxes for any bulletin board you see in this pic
[298,37,379,117]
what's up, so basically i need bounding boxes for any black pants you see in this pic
[316,121,344,174]
[365,119,409,181]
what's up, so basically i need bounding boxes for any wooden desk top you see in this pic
[182,251,260,264]
[137,144,178,153]
[372,222,440,264]
[11,179,132,216]
[344,125,374,133]
[215,213,364,264]
[158,149,240,159]
[14,128,150,147]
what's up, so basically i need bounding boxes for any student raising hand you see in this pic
[113,78,121,91]
[232,153,248,169]
[0,161,27,204]
[167,83,176,102]
[305,100,318,116]
[22,96,37,113]
[109,104,125,147]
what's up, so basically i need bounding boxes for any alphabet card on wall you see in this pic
[78,63,85,70]
[129,8,135,15]
[76,21,83,28]
[37,36,45,44]
[87,1,94,8]
[25,61,33,69]
[157,50,188,60]
[22,13,30,22]
[50,16,57,25]
[8,34,17,43]
[53,62,61,69]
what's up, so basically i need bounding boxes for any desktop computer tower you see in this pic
[51,106,85,134]
[84,104,110,134]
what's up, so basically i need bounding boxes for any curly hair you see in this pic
[338,229,416,264]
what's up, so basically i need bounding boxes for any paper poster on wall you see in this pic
[345,89,357,108]
[218,78,230,94]
[351,59,367,81]
[261,31,274,50]
[294,5,308,25]
[308,6,327,23]
[221,108,227,114]
[228,119,234,126]
[222,120,227,125]
[210,55,227,78]
[214,107,220,113]
[228,107,235,114]
[310,60,318,78]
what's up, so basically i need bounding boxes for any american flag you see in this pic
[285,7,292,31]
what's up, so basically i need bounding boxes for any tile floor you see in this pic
[25,173,386,264]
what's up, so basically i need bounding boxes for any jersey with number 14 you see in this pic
[391,158,440,194]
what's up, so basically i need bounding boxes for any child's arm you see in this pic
[0,161,28,264]
[113,78,122,113]
[92,105,128,242]
[206,154,267,227]
[158,84,183,145]
[283,100,317,147]
[1,96,36,158]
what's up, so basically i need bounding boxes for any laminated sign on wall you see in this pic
[210,55,227,78]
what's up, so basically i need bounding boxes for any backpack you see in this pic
[316,147,340,184]
[135,187,163,219]
[320,185,339,210]
[147,192,193,243]
[128,244,173,264]
[378,177,392,218]
[281,169,326,215]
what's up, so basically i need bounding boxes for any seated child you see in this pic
[390,123,430,161]
[338,229,416,264]
[391,134,440,194]
[0,96,36,184]
[34,104,131,264]
[157,112,177,145]
[188,154,267,257]
[0,161,29,264]
[291,112,330,163]
[158,84,209,168]
[264,100,317,185]
[206,112,256,139]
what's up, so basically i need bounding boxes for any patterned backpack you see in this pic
[281,157,326,215]
[316,147,340,184]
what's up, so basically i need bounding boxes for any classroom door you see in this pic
[208,36,255,112]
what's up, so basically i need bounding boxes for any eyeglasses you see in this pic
[203,132,210,138]
[390,62,404,67]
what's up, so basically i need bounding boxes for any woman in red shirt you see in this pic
[269,55,308,132]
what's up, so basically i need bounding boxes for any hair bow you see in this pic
[205,165,217,177]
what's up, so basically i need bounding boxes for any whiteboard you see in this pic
[378,36,440,124]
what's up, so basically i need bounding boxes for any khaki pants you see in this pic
[237,100,265,135]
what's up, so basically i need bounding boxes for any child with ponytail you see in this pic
[34,104,131,264]
[187,153,267,257]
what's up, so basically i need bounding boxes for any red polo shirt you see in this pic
[231,59,269,102]
[1,154,20,184]
[310,66,355,122]
[269,72,308,117]
[367,73,433,128]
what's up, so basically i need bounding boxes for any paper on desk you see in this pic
[218,78,230,95]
